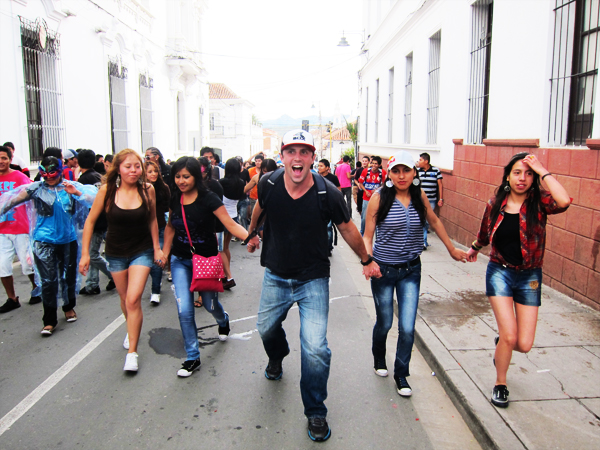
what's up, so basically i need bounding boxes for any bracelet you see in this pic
[471,240,482,251]
[541,172,553,181]
[360,254,374,266]
[242,229,258,245]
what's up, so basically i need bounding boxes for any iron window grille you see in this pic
[388,67,394,143]
[19,17,66,164]
[549,0,600,145]
[427,31,442,145]
[467,0,493,144]
[404,53,413,144]
[139,73,154,151]
[109,57,128,154]
[375,79,380,143]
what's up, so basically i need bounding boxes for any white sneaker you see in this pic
[150,294,160,305]
[123,352,138,372]
[123,333,130,350]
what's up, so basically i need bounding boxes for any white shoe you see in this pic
[123,352,138,372]
[150,294,160,305]
[123,333,130,350]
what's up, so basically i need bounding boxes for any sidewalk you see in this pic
[348,210,600,450]
[416,233,600,450]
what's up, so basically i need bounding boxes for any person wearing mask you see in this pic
[0,156,97,335]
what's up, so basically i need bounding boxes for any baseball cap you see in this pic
[281,129,315,152]
[63,149,76,160]
[387,150,415,170]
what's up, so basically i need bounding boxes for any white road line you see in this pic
[0,314,125,437]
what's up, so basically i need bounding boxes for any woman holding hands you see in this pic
[79,149,165,373]
[467,153,570,408]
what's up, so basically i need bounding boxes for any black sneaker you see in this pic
[307,417,331,442]
[177,358,201,377]
[491,384,509,408]
[79,286,100,295]
[106,279,116,291]
[395,376,412,397]
[218,320,230,342]
[265,358,283,380]
[373,357,388,377]
[0,298,20,313]
[29,296,42,305]
[493,335,499,367]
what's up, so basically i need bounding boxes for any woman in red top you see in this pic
[467,153,570,408]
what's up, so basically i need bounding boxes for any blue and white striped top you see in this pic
[373,199,424,264]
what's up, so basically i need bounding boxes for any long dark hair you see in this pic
[198,156,211,187]
[104,149,150,217]
[171,156,206,201]
[145,160,169,202]
[489,152,542,236]
[375,169,426,226]
[146,147,168,173]
[224,157,241,179]
[260,158,278,179]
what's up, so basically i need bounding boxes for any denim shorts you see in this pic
[106,248,154,273]
[486,261,542,307]
[216,232,224,252]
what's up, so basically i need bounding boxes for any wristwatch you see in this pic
[360,254,374,266]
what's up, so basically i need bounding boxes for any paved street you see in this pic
[0,218,479,449]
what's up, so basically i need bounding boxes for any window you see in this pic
[109,57,128,154]
[467,1,493,144]
[549,0,600,145]
[365,87,369,142]
[388,67,394,143]
[209,113,215,131]
[19,17,66,163]
[375,79,380,142]
[404,53,413,144]
[427,31,441,145]
[139,73,154,151]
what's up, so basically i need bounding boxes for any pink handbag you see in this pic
[181,198,224,293]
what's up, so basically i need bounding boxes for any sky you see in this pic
[201,0,364,122]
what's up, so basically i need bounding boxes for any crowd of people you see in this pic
[0,132,570,442]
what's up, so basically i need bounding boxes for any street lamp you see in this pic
[337,30,365,48]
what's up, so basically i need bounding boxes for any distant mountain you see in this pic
[262,114,344,136]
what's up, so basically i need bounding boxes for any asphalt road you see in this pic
[0,231,480,450]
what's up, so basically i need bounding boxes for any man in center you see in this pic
[247,129,380,442]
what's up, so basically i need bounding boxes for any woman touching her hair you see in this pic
[467,153,570,408]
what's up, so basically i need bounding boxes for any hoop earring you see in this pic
[385,179,393,188]
[503,184,511,192]
[412,178,421,186]
[116,174,121,188]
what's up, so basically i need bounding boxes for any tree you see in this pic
[345,119,358,151]
[341,148,355,169]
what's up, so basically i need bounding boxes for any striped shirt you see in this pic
[418,166,442,201]
[373,199,424,264]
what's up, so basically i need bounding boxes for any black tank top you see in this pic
[105,203,153,257]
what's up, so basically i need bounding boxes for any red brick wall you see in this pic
[439,141,600,311]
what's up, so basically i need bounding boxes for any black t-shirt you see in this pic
[493,212,523,266]
[78,169,107,233]
[207,178,225,232]
[219,177,245,201]
[324,173,340,187]
[169,191,223,259]
[258,174,350,280]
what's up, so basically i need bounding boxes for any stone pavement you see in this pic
[416,234,600,449]
[348,211,600,449]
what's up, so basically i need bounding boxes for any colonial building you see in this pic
[0,0,210,164]
[358,0,600,309]
[208,83,263,162]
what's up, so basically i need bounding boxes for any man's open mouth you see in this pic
[292,164,303,175]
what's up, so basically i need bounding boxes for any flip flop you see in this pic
[194,298,203,308]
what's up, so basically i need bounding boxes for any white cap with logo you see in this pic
[387,150,415,170]
[281,129,315,152]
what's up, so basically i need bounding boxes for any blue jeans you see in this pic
[257,269,330,419]
[33,240,78,327]
[370,261,421,378]
[360,199,370,235]
[149,227,165,294]
[423,200,437,246]
[237,198,249,230]
[86,231,112,289]
[171,255,229,361]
